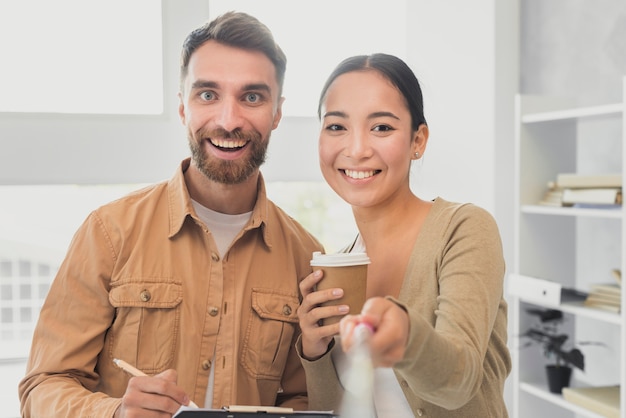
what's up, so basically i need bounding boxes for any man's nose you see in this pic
[214,97,245,132]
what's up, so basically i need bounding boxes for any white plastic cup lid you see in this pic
[310,251,371,267]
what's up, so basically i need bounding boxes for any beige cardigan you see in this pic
[300,198,511,417]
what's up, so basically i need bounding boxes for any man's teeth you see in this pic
[344,169,376,179]
[211,139,247,148]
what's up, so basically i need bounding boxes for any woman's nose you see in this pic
[344,130,373,159]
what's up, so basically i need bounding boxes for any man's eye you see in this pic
[200,91,215,101]
[245,93,260,103]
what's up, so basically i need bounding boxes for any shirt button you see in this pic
[209,307,219,316]
[282,304,292,316]
[401,380,409,388]
[416,408,424,416]
[139,290,151,302]
[201,359,212,370]
[211,252,219,262]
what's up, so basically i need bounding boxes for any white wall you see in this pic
[0,0,519,412]
[0,1,514,211]
[0,0,202,185]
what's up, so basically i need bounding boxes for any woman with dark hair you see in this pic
[297,53,511,417]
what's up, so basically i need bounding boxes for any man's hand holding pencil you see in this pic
[113,358,198,417]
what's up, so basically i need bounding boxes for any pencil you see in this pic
[113,358,199,408]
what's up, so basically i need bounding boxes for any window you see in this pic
[266,181,357,253]
[0,261,11,277]
[0,184,145,416]
[0,0,163,115]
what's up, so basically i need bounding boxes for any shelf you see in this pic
[521,205,623,219]
[522,103,623,123]
[518,298,622,325]
[513,81,626,417]
[520,382,610,418]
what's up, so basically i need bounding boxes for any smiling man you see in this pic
[180,40,281,184]
[19,12,323,418]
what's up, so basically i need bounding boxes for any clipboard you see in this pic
[174,405,338,418]
[176,411,337,418]
[176,413,337,418]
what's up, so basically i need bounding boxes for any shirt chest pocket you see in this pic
[241,288,300,380]
[107,281,182,374]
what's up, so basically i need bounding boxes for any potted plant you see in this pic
[520,308,585,394]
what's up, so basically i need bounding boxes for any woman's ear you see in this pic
[412,124,429,157]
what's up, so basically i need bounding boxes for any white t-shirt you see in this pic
[338,234,414,417]
[192,199,252,408]
[191,200,252,257]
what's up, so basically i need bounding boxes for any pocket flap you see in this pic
[110,281,182,308]
[251,288,299,323]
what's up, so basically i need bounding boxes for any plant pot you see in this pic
[546,365,572,394]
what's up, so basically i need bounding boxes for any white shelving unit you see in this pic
[510,77,626,417]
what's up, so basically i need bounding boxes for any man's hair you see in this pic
[180,11,287,95]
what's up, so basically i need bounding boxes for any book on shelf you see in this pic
[562,385,620,418]
[583,270,622,313]
[561,187,622,205]
[583,293,622,313]
[584,299,621,313]
[571,203,623,209]
[556,173,622,189]
[585,292,620,305]
[538,183,564,207]
[538,176,623,207]
[590,283,621,297]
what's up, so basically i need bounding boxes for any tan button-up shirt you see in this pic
[19,159,323,417]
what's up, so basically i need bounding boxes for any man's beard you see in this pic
[188,127,268,184]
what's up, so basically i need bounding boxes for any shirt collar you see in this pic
[167,158,273,248]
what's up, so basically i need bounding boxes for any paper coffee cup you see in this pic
[310,251,370,326]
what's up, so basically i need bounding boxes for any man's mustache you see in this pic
[197,127,260,142]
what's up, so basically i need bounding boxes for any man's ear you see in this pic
[177,92,186,124]
[272,96,285,130]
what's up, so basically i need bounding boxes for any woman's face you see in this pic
[319,70,424,209]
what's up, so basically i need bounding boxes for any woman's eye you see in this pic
[325,124,345,132]
[373,124,393,132]
[200,91,215,101]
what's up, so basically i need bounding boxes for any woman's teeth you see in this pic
[344,169,377,179]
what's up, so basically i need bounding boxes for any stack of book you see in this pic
[538,173,622,207]
[538,181,564,207]
[562,385,620,418]
[584,269,622,313]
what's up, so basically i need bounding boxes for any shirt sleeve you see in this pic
[19,211,122,417]
[296,334,344,412]
[392,204,507,409]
